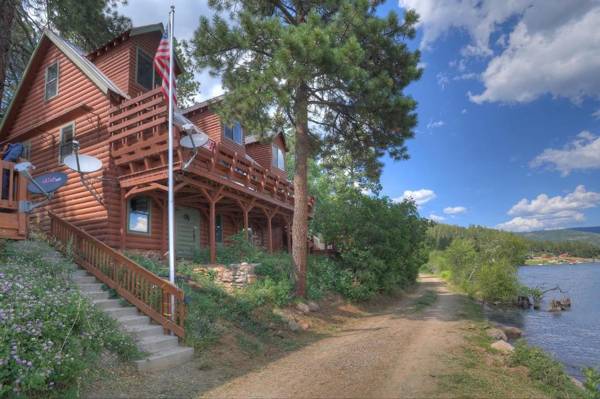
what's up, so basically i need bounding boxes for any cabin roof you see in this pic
[182,94,225,115]
[0,29,128,137]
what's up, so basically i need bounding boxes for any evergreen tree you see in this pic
[193,0,422,296]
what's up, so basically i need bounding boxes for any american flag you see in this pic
[153,23,176,105]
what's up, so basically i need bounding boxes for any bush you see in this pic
[476,260,519,302]
[583,367,600,399]
[0,241,139,397]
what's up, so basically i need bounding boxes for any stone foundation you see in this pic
[194,263,259,290]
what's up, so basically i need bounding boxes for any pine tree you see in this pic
[193,0,422,296]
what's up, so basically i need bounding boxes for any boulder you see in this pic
[500,326,523,339]
[307,301,320,312]
[296,302,311,314]
[491,340,514,353]
[486,328,508,341]
[570,376,584,389]
[298,320,311,331]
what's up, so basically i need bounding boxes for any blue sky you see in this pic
[119,0,600,232]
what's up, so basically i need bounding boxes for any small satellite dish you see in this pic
[180,133,209,149]
[14,162,33,172]
[63,153,102,173]
[27,172,68,195]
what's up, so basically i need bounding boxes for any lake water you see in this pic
[488,263,600,380]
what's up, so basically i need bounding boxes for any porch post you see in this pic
[243,208,249,240]
[267,214,273,254]
[209,200,216,263]
[287,221,292,254]
[162,196,168,256]
[120,188,126,250]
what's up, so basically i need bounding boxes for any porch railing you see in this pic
[48,211,186,338]
[107,88,302,208]
[0,160,23,210]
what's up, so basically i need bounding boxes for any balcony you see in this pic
[108,88,306,211]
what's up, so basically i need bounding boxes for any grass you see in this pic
[0,239,140,398]
[435,296,586,399]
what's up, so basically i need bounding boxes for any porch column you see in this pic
[243,209,249,240]
[119,188,126,250]
[287,222,292,254]
[267,215,273,253]
[161,197,168,256]
[209,201,216,263]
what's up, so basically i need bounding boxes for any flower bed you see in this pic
[0,240,139,397]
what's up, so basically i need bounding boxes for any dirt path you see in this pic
[201,275,465,399]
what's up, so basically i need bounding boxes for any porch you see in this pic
[108,88,306,261]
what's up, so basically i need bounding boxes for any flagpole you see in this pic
[167,5,176,318]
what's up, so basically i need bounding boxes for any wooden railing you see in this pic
[48,211,186,338]
[0,160,24,210]
[107,88,307,208]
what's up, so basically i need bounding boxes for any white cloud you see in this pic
[497,185,600,232]
[427,119,445,129]
[436,72,450,89]
[461,108,467,114]
[429,213,446,222]
[592,109,600,119]
[530,131,600,176]
[443,206,467,215]
[400,0,600,104]
[397,189,437,206]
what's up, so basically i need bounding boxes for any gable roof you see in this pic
[0,29,127,137]
[245,132,289,151]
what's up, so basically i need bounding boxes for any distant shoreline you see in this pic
[523,256,600,266]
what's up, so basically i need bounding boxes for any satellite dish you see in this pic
[14,162,33,172]
[180,133,209,149]
[27,172,68,195]
[63,153,102,173]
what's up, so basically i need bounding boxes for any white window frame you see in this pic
[45,61,59,101]
[127,196,152,235]
[135,47,158,90]
[272,144,285,170]
[58,122,76,164]
[21,140,32,161]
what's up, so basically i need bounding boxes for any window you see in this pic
[224,122,243,145]
[128,197,151,234]
[272,145,285,170]
[45,61,59,100]
[135,48,160,90]
[21,141,31,160]
[215,214,223,243]
[59,123,75,164]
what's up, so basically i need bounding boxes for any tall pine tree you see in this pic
[193,0,422,296]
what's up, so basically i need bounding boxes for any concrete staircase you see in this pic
[72,268,194,372]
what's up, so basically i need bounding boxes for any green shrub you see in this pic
[0,241,139,397]
[476,260,519,302]
[583,367,600,399]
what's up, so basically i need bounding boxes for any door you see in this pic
[175,207,200,258]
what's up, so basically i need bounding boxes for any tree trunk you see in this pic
[292,83,310,297]
[0,0,16,112]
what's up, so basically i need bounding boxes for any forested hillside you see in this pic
[520,228,600,247]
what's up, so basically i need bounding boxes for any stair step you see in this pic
[123,324,165,339]
[138,335,179,353]
[72,270,90,278]
[77,283,105,292]
[93,299,123,310]
[82,291,110,301]
[104,306,138,318]
[74,276,97,284]
[117,314,151,327]
[134,346,194,372]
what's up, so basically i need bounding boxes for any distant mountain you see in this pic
[520,227,600,246]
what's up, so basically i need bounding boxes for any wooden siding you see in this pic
[92,31,163,99]
[246,134,288,180]
[1,41,122,244]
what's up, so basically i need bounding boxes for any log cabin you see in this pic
[0,23,309,263]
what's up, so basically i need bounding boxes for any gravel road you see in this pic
[201,275,465,399]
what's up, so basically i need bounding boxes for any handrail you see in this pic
[48,211,186,338]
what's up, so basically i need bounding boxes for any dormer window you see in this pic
[136,48,160,90]
[272,144,285,170]
[224,122,243,145]
[45,61,59,100]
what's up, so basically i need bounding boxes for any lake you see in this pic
[487,263,600,380]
